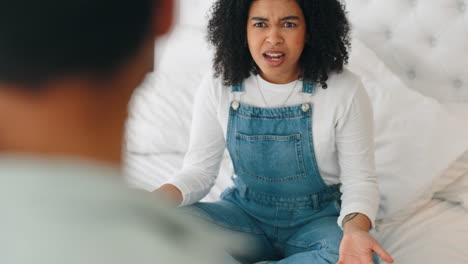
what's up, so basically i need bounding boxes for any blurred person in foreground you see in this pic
[0,1,234,263]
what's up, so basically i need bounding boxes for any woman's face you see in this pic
[247,0,306,84]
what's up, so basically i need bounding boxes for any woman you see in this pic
[157,0,394,263]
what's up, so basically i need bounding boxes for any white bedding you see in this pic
[373,199,468,264]
[124,0,468,263]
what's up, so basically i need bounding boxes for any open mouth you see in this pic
[263,52,286,61]
[263,51,286,66]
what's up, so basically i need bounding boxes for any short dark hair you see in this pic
[0,0,156,86]
[207,0,351,89]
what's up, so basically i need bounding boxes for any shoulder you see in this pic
[313,69,369,120]
[2,171,225,263]
[324,68,364,98]
[317,69,370,108]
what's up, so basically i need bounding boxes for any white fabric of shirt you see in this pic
[167,69,379,228]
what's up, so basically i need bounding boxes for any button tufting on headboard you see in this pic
[407,70,417,80]
[384,29,393,40]
[428,36,437,47]
[454,79,464,89]
[459,1,466,12]
[345,0,468,105]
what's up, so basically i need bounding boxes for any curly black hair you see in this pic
[207,0,351,89]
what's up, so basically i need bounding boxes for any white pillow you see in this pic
[156,26,213,74]
[126,73,195,153]
[444,103,468,124]
[433,106,468,210]
[177,0,215,27]
[126,25,213,153]
[348,38,468,219]
[433,149,468,210]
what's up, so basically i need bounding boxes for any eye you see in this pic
[254,22,267,28]
[283,22,297,28]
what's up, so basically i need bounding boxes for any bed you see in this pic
[124,0,468,263]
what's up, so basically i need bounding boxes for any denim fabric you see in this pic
[188,81,378,264]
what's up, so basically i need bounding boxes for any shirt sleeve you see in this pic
[335,78,380,229]
[165,73,226,206]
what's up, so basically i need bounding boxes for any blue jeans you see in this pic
[186,187,343,264]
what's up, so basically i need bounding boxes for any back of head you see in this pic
[0,0,155,88]
[0,0,166,164]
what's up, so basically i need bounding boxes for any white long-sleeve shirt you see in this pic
[167,69,379,228]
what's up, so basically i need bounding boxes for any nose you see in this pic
[266,28,283,46]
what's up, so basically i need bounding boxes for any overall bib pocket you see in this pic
[235,132,306,182]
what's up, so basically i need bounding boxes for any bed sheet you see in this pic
[373,199,468,264]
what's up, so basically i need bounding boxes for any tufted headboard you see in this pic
[345,0,468,114]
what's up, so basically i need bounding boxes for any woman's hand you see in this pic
[154,184,183,206]
[337,213,394,264]
[337,229,393,264]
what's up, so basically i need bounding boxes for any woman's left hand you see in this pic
[337,230,394,264]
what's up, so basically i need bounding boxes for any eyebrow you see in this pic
[251,16,300,22]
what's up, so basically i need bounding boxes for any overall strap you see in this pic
[302,80,316,94]
[231,82,244,93]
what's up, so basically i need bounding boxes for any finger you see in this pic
[337,260,357,264]
[336,256,349,264]
[362,254,375,264]
[337,257,360,264]
[337,254,346,264]
[373,243,394,263]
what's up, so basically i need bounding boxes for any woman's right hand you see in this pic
[155,184,183,206]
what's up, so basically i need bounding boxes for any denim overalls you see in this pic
[189,80,360,263]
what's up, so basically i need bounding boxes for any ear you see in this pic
[153,0,174,36]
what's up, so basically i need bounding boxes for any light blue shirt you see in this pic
[0,156,234,264]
